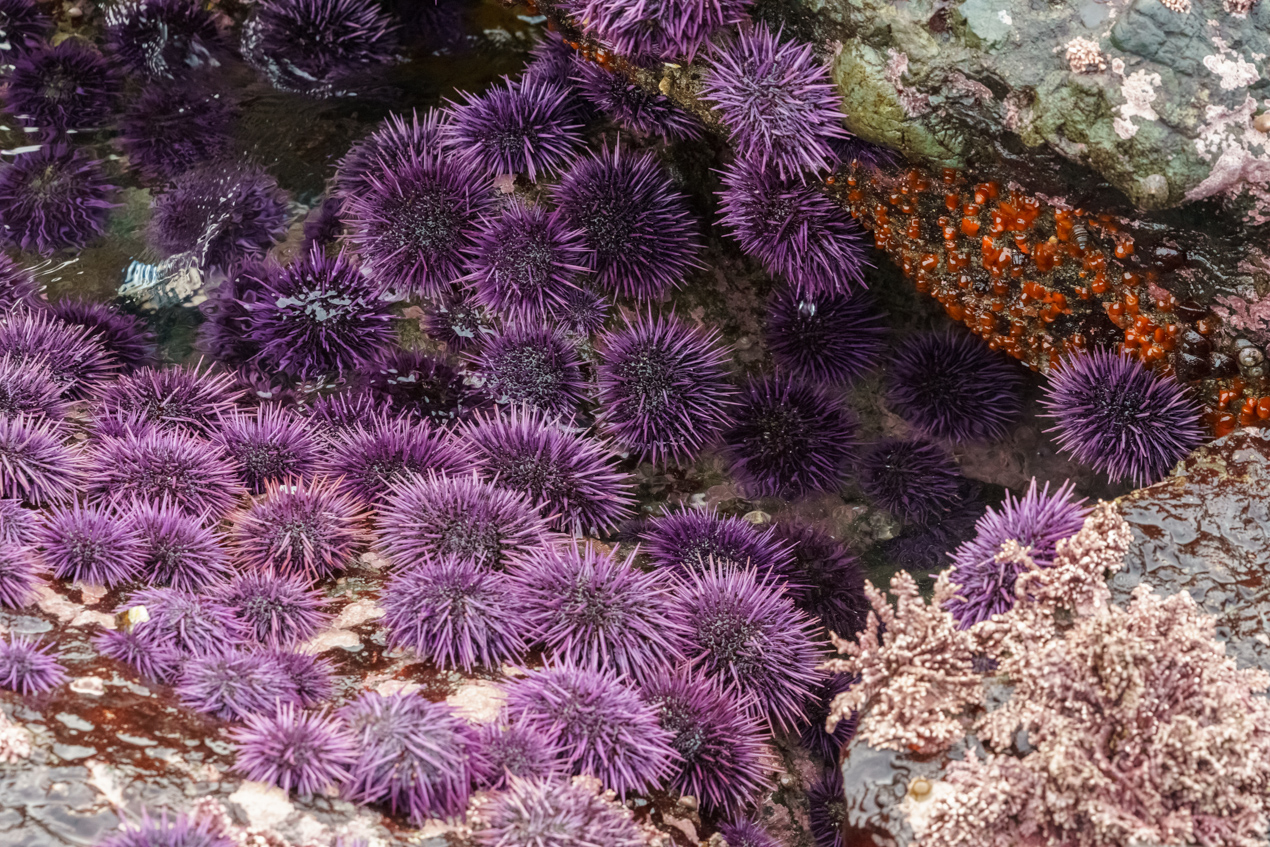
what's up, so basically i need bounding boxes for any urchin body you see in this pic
[0,146,117,255]
[765,288,886,384]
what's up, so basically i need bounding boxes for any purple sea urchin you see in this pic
[87,428,244,519]
[0,0,51,60]
[880,478,988,573]
[889,332,1025,443]
[5,40,120,131]
[808,767,847,847]
[422,292,492,353]
[0,635,64,694]
[117,81,237,183]
[37,502,141,587]
[116,586,246,658]
[768,520,868,638]
[472,777,646,847]
[1041,350,1204,487]
[0,310,117,400]
[0,500,38,547]
[177,649,299,720]
[269,649,335,707]
[197,259,268,367]
[224,572,329,648]
[95,627,183,682]
[335,108,450,197]
[798,673,858,762]
[766,287,887,384]
[0,546,36,608]
[554,144,701,300]
[565,0,749,61]
[363,349,480,425]
[553,286,610,336]
[595,311,736,465]
[0,355,69,421]
[96,810,234,847]
[214,406,320,494]
[48,299,157,374]
[573,58,702,141]
[381,554,528,670]
[0,254,41,311]
[641,504,795,579]
[857,438,962,522]
[230,477,370,583]
[469,325,586,418]
[130,498,233,590]
[93,363,240,437]
[0,146,117,255]
[104,0,225,79]
[323,414,474,505]
[945,479,1089,628]
[476,721,567,789]
[232,704,357,796]
[717,819,782,847]
[0,415,80,507]
[444,76,583,181]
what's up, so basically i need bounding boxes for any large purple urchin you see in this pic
[381,554,528,670]
[564,0,749,61]
[469,325,587,418]
[460,201,590,322]
[363,348,482,425]
[0,310,117,400]
[553,143,702,300]
[641,504,795,580]
[214,406,320,495]
[129,498,234,590]
[444,76,583,181]
[0,545,36,608]
[889,331,1025,443]
[149,163,290,271]
[857,438,962,523]
[92,362,241,437]
[0,355,69,421]
[0,499,39,547]
[422,291,493,353]
[376,472,556,570]
[0,635,65,694]
[718,159,869,298]
[766,287,887,384]
[0,253,42,311]
[508,544,687,680]
[1041,349,1204,487]
[229,477,370,583]
[340,691,485,822]
[241,247,397,379]
[232,704,357,796]
[0,0,51,60]
[768,520,868,638]
[342,151,490,297]
[460,406,635,537]
[717,819,782,847]
[945,478,1089,629]
[798,673,858,762]
[48,299,157,374]
[808,767,847,847]
[5,40,120,131]
[113,586,247,659]
[242,0,398,97]
[676,563,823,732]
[572,57,702,142]
[322,414,474,506]
[177,649,300,721]
[0,146,117,255]
[96,809,235,847]
[224,571,330,648]
[36,502,142,587]
[701,24,848,180]
[86,428,244,520]
[721,375,857,499]
[594,311,737,465]
[117,81,238,183]
[472,776,646,847]
[475,720,568,790]
[335,108,450,198]
[104,0,225,79]
[0,414,81,507]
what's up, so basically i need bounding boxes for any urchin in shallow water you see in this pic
[0,310,118,401]
[96,809,235,847]
[232,704,357,796]
[230,477,370,583]
[93,362,240,437]
[857,438,962,523]
[765,287,887,384]
[130,498,234,591]
[0,355,69,422]
[563,0,749,60]
[214,406,321,495]
[572,57,702,141]
[335,108,451,197]
[444,76,583,181]
[640,504,795,579]
[472,776,646,847]
[798,672,858,762]
[808,767,848,847]
[469,324,587,418]
[86,427,244,519]
[104,0,225,79]
[37,501,141,587]
[0,415,81,507]
[364,348,481,425]
[475,721,567,789]
[177,649,299,721]
[0,254,42,312]
[768,520,868,639]
[117,81,238,183]
[0,146,117,256]
[224,571,330,648]
[4,40,120,132]
[0,635,65,694]
[422,291,492,353]
[48,299,157,375]
[322,414,474,505]
[0,0,51,60]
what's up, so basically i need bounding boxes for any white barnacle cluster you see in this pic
[1223,0,1257,15]
[1064,37,1106,74]
[1159,0,1192,12]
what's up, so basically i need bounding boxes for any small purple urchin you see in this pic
[0,309,117,400]
[0,546,36,608]
[881,478,988,573]
[177,649,300,721]
[36,501,142,587]
[5,40,120,131]
[0,635,65,694]
[117,81,238,183]
[595,311,737,465]
[129,498,234,590]
[0,355,69,421]
[214,406,321,495]
[197,259,270,367]
[241,247,397,378]
[342,152,491,298]
[565,0,749,61]
[0,146,117,255]
[92,362,241,437]
[232,704,357,796]
[86,428,244,519]
[469,325,587,418]
[1041,349,1204,486]
[104,0,225,79]
[269,648,335,707]
[149,163,289,271]
[229,477,370,583]
[0,414,81,507]
[224,571,330,648]
[0,499,39,547]
[460,200,590,322]
[472,777,646,847]
[572,57,702,141]
[301,196,343,249]
[335,108,451,198]
[444,76,583,181]
[380,554,528,670]
[553,286,610,336]
[476,720,568,789]
[0,253,42,310]
[521,30,575,88]
[677,563,823,732]
[719,159,869,297]
[48,299,157,374]
[242,0,398,97]
[857,438,962,523]
[642,668,773,813]
[422,291,493,353]
[807,767,847,847]
[717,819,782,847]
[701,24,849,180]
[322,414,474,505]
[502,663,676,798]
[945,478,1089,628]
[798,672,858,762]
[889,331,1025,443]
[509,544,687,680]
[553,143,702,300]
[768,520,868,638]
[641,504,795,580]
[340,691,485,822]
[363,348,482,425]
[766,287,887,384]
[376,472,556,570]
[96,809,235,847]
[304,390,387,433]
[112,586,247,660]
[722,375,857,499]
[0,0,51,60]
[94,627,183,682]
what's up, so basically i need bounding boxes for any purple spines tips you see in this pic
[717,819,782,847]
[37,502,142,587]
[269,649,335,707]
[553,143,702,300]
[798,672,858,762]
[595,311,737,465]
[0,414,81,507]
[232,704,357,796]
[214,406,321,495]
[97,809,235,847]
[48,299,157,374]
[460,406,636,537]
[766,287,887,384]
[701,24,849,180]
[117,81,238,183]
[722,375,858,499]
[677,563,823,732]
[0,310,117,401]
[149,164,289,271]
[830,133,899,171]
[342,152,491,297]
[0,254,42,311]
[0,0,51,60]
[5,40,120,131]
[0,355,69,421]
[335,108,451,198]
[86,428,244,519]
[945,478,1089,628]
[1041,350,1204,487]
[93,362,241,437]
[858,438,962,523]
[116,586,247,658]
[130,498,234,590]
[554,286,610,336]
[340,691,484,822]
[241,0,398,97]
[95,627,183,682]
[0,635,64,694]
[304,391,386,433]
[444,76,583,181]
[475,721,568,789]
[0,500,39,547]
[104,0,225,79]
[197,259,268,366]
[301,196,343,249]
[641,504,796,579]
[573,57,702,141]
[469,325,587,418]
[242,247,397,378]
[567,0,749,61]
[0,546,37,608]
[422,292,492,353]
[719,158,869,297]
[177,649,299,720]
[376,472,556,570]
[509,544,687,681]
[503,662,676,796]
[230,477,370,583]
[768,520,868,638]
[521,30,575,88]
[461,201,590,322]
[889,331,1025,443]
[224,572,329,648]
[808,767,847,847]
[473,776,646,847]
[323,414,475,505]
[363,348,481,425]
[0,146,116,255]
[381,554,528,670]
